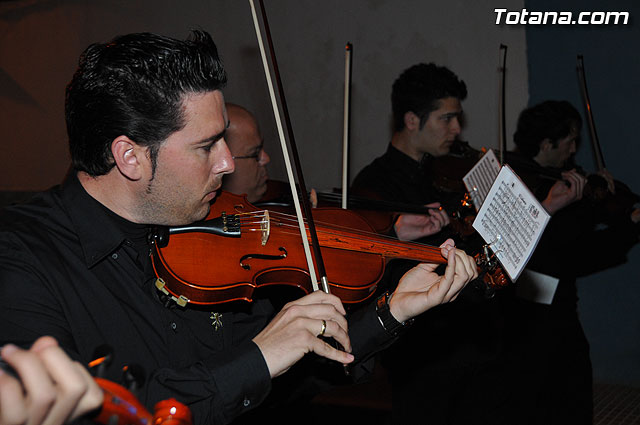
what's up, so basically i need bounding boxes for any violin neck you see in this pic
[315,227,446,265]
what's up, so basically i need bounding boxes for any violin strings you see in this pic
[233,209,443,256]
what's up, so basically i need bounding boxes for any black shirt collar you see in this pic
[384,143,432,173]
[61,172,135,268]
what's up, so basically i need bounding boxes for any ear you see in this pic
[404,111,420,131]
[539,138,553,152]
[111,136,147,181]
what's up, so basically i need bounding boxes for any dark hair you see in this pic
[513,100,582,158]
[66,30,227,176]
[391,63,467,132]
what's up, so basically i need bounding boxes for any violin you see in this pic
[427,140,486,196]
[504,150,639,223]
[95,378,191,425]
[0,351,192,425]
[149,191,507,307]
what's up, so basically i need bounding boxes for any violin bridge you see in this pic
[260,211,270,246]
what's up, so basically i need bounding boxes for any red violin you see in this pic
[94,378,192,425]
[149,191,507,307]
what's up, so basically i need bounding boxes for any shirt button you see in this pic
[170,322,177,331]
[243,397,251,407]
[111,253,118,260]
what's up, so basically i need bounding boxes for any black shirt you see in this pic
[350,142,505,363]
[0,173,393,425]
[351,144,441,206]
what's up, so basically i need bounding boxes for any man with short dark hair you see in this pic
[351,63,464,241]
[351,63,509,425]
[0,32,478,425]
[504,100,640,423]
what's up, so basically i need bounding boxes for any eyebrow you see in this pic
[248,140,265,153]
[195,120,230,146]
[439,111,462,118]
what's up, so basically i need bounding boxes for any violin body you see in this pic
[426,140,488,239]
[151,191,385,305]
[428,140,484,195]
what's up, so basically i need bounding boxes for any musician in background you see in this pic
[351,63,512,424]
[351,63,458,243]
[0,31,478,425]
[221,104,271,203]
[504,100,640,424]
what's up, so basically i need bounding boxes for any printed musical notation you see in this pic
[463,149,501,210]
[472,165,550,281]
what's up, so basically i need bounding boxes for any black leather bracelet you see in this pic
[375,291,413,336]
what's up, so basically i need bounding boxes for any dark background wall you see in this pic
[0,0,638,386]
[523,0,640,386]
[0,0,530,191]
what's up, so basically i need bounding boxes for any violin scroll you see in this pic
[474,245,509,291]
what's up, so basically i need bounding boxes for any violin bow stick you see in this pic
[249,0,329,293]
[498,44,507,165]
[577,55,606,171]
[341,42,352,210]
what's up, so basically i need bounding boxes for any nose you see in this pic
[259,148,270,166]
[450,117,462,135]
[215,139,235,175]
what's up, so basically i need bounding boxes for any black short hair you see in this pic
[391,63,467,132]
[513,100,582,158]
[66,30,227,176]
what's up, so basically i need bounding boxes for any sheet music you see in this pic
[472,165,550,281]
[462,149,501,210]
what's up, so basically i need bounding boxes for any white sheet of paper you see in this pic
[472,165,550,281]
[463,149,501,211]
[515,269,559,305]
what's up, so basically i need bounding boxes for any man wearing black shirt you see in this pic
[504,100,640,424]
[351,63,463,243]
[352,63,510,424]
[0,32,478,425]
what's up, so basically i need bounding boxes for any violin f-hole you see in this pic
[240,247,288,270]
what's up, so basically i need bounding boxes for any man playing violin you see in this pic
[0,31,479,425]
[351,63,458,242]
[351,62,513,425]
[504,100,640,424]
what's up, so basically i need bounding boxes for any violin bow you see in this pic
[498,44,507,165]
[341,42,353,210]
[577,54,606,171]
[249,0,329,293]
